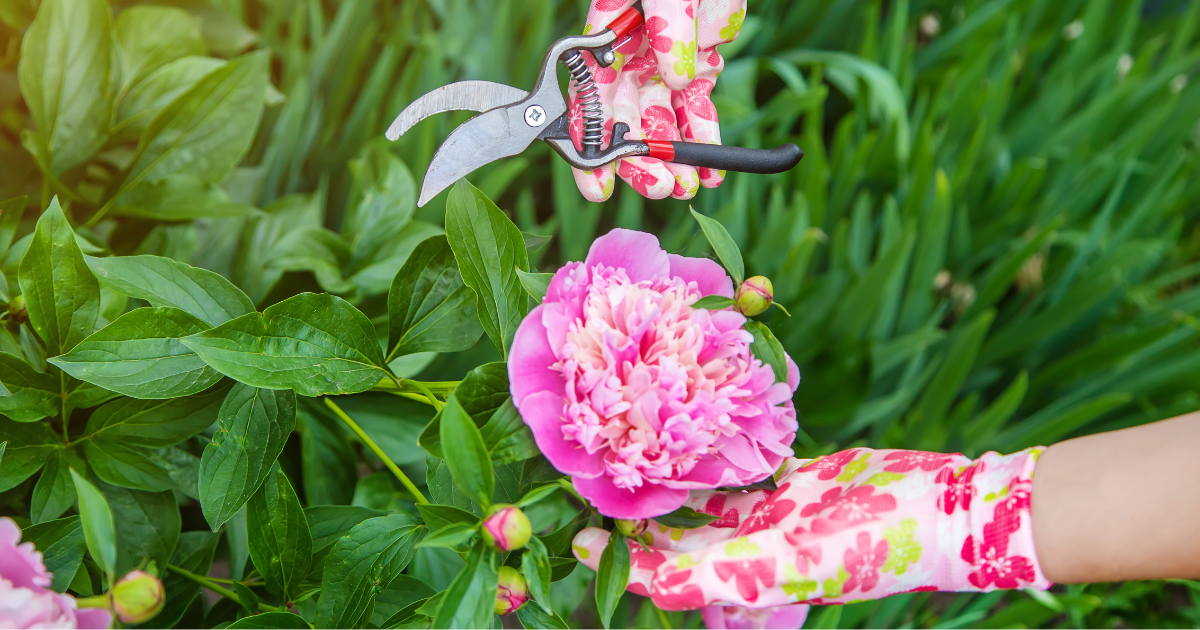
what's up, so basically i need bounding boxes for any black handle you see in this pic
[669,142,803,174]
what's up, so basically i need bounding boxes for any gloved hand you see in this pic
[569,0,746,201]
[571,447,1050,616]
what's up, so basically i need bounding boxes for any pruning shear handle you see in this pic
[643,140,805,175]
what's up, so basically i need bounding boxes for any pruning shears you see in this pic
[385,5,804,207]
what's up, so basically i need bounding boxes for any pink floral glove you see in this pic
[572,448,1050,621]
[570,0,746,201]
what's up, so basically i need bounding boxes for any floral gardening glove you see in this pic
[571,447,1051,617]
[570,0,746,201]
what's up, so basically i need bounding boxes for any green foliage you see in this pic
[2,0,1200,628]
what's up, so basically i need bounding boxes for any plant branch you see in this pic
[167,564,273,613]
[323,397,430,504]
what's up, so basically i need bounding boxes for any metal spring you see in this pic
[564,50,604,148]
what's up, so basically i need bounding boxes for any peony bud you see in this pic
[480,505,531,552]
[7,294,26,323]
[110,570,164,624]
[614,519,648,537]
[735,276,774,317]
[494,566,529,615]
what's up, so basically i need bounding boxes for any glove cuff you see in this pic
[944,447,1052,592]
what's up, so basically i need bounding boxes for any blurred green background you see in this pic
[3,0,1200,626]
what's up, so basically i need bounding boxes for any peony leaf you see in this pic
[439,393,495,508]
[0,419,58,492]
[344,145,417,271]
[115,50,268,202]
[515,268,553,301]
[315,514,425,629]
[23,516,85,593]
[445,180,530,358]
[690,207,745,285]
[69,468,116,576]
[0,352,59,422]
[227,612,312,629]
[181,293,387,396]
[199,384,297,530]
[419,362,508,459]
[654,506,719,529]
[18,199,100,356]
[432,543,499,629]
[691,295,737,310]
[98,481,181,577]
[83,441,173,492]
[30,449,80,524]
[415,523,476,549]
[480,399,540,465]
[387,235,483,360]
[518,602,571,629]
[18,0,111,175]
[521,536,553,613]
[247,464,312,600]
[416,504,478,532]
[49,307,221,399]
[305,506,386,554]
[744,321,789,384]
[85,254,254,327]
[82,387,226,448]
[595,532,631,629]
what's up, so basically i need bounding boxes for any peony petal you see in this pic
[786,354,801,391]
[519,391,605,478]
[664,456,747,489]
[668,254,734,297]
[573,475,689,519]
[584,228,670,282]
[508,305,565,406]
[74,606,115,630]
[768,604,811,629]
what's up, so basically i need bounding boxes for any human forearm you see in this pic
[1032,411,1200,582]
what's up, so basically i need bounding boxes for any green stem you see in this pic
[84,199,114,230]
[405,379,443,411]
[75,594,112,610]
[323,397,430,504]
[655,606,673,630]
[167,564,274,613]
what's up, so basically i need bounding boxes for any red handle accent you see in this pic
[606,6,644,40]
[645,139,675,161]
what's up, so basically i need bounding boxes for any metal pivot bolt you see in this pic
[524,105,547,127]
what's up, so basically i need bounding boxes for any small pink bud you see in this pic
[615,519,648,537]
[110,570,165,624]
[481,505,532,552]
[494,566,529,615]
[735,276,774,317]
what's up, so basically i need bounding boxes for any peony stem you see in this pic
[323,397,430,504]
[166,564,273,613]
[405,379,443,411]
[74,595,112,610]
[370,377,455,411]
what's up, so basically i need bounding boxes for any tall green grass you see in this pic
[2,0,1200,626]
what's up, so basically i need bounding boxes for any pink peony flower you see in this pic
[701,603,810,629]
[509,229,799,519]
[0,517,112,629]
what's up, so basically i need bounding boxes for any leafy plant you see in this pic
[2,0,1200,628]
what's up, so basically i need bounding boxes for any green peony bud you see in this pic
[735,276,774,317]
[480,505,532,552]
[614,519,648,537]
[494,566,529,615]
[110,570,164,624]
[7,294,26,323]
